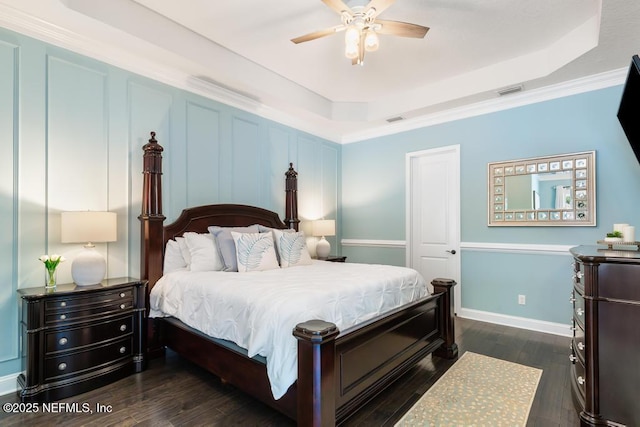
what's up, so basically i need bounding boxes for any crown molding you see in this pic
[340,67,627,143]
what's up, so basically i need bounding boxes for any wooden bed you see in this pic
[139,132,458,426]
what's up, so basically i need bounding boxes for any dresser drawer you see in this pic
[571,357,586,400]
[45,315,133,355]
[573,263,585,295]
[573,293,585,329]
[572,323,586,363]
[45,298,134,325]
[44,336,133,381]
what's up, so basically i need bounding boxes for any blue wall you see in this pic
[342,86,640,325]
[0,27,340,378]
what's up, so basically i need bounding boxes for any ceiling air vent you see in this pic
[497,85,524,96]
[386,116,405,123]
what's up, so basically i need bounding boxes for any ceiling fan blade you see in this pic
[322,0,352,15]
[365,0,396,18]
[291,25,345,44]
[376,20,429,38]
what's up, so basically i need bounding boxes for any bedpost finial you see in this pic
[286,163,298,179]
[143,131,163,153]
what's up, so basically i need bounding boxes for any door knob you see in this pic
[446,249,456,255]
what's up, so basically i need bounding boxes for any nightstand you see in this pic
[325,256,347,262]
[17,277,147,402]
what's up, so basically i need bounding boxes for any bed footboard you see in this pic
[294,278,457,426]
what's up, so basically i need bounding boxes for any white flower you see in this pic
[39,254,65,271]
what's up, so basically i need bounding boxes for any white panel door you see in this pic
[406,146,460,313]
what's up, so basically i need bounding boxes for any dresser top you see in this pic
[570,245,640,263]
[17,277,145,299]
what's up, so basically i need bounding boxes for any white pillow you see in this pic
[183,232,224,272]
[176,236,191,268]
[230,231,279,272]
[164,239,187,273]
[272,229,312,268]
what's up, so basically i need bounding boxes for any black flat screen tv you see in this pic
[617,55,640,165]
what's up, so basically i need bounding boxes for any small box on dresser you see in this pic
[570,246,640,427]
[17,277,147,402]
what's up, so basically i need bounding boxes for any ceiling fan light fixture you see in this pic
[345,41,359,59]
[364,30,379,52]
[345,26,360,44]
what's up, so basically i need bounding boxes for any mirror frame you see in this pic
[488,151,596,226]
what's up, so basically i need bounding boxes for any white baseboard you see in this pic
[0,372,18,397]
[458,308,572,337]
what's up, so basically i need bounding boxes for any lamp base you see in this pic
[316,237,331,260]
[71,245,106,286]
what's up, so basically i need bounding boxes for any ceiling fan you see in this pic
[291,0,429,66]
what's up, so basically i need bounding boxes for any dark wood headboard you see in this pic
[138,132,299,290]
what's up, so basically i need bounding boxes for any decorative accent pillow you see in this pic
[208,225,260,272]
[230,232,280,272]
[163,239,187,273]
[272,229,312,268]
[183,232,224,272]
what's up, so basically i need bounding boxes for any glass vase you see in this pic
[45,268,57,289]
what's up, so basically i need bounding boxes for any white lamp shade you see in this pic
[61,211,116,286]
[312,220,335,237]
[61,211,117,243]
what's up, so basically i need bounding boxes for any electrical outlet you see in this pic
[518,294,526,305]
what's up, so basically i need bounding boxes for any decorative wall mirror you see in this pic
[488,151,596,226]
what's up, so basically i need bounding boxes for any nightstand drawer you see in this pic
[44,336,133,381]
[45,288,133,311]
[45,315,134,354]
[45,299,134,325]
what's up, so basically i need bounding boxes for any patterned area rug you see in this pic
[395,352,542,427]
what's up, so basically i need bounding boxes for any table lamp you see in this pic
[312,219,335,259]
[61,211,117,286]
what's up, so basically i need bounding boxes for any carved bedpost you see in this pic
[285,163,300,231]
[294,320,339,427]
[139,131,166,288]
[432,278,458,359]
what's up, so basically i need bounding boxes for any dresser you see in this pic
[570,246,640,426]
[17,277,147,402]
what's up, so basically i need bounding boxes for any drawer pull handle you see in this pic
[59,337,68,346]
[58,363,67,371]
[576,308,584,316]
[569,354,577,362]
[119,346,126,354]
[120,324,127,332]
[120,304,126,309]
[60,314,66,320]
[120,292,126,298]
[569,297,576,303]
[577,376,585,385]
[577,342,585,351]
[60,301,66,307]
[576,271,583,279]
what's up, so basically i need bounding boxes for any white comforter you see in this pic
[149,260,429,399]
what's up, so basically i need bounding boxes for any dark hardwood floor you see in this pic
[0,317,579,426]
